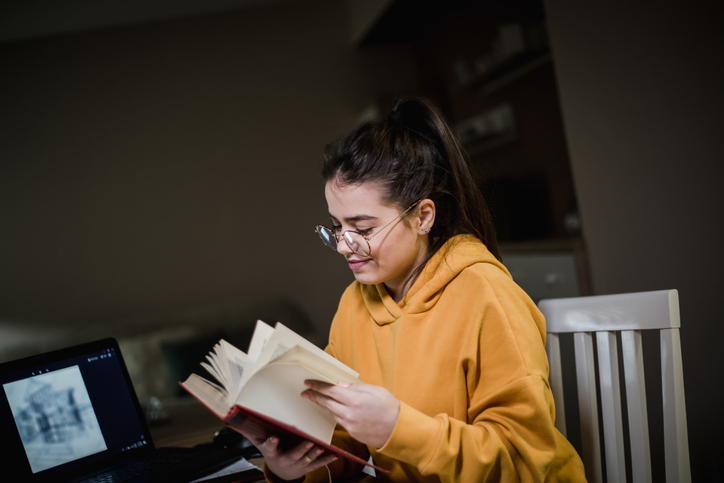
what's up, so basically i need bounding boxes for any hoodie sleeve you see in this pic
[374,274,584,482]
[377,377,571,482]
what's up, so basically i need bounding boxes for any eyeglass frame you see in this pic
[315,200,421,257]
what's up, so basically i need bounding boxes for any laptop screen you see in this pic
[0,338,155,481]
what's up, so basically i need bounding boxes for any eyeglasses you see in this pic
[315,201,420,257]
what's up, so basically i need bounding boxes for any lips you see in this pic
[347,258,370,270]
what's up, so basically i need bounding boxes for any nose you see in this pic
[336,236,354,255]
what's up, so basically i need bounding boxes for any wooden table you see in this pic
[150,398,227,448]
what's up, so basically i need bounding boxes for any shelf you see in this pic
[458,51,552,95]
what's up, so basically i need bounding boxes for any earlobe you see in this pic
[417,199,436,235]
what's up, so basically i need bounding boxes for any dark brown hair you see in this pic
[322,97,500,267]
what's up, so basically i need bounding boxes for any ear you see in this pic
[416,199,436,234]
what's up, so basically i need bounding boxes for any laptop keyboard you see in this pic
[79,459,154,483]
[75,447,240,483]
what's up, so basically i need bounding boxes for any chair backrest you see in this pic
[538,289,690,483]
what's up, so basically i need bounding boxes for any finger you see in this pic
[237,431,266,447]
[224,424,258,444]
[302,390,351,424]
[306,452,338,471]
[299,445,325,465]
[301,388,332,405]
[258,434,281,455]
[304,380,349,394]
[304,381,357,406]
[271,440,313,461]
[302,388,343,411]
[296,441,315,461]
[317,453,339,466]
[304,379,335,389]
[261,438,319,471]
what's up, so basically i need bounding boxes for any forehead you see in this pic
[324,181,392,218]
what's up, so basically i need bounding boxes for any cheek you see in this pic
[374,231,418,268]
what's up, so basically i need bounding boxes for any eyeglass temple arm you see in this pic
[365,200,421,242]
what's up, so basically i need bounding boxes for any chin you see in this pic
[352,272,382,286]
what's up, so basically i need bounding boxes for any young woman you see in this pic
[254,98,585,482]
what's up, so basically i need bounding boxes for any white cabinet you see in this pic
[502,251,581,302]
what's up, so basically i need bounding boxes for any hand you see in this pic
[227,425,337,481]
[302,381,400,449]
[256,436,338,481]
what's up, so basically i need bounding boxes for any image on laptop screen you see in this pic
[4,365,108,473]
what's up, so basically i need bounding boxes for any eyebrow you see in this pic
[329,214,378,223]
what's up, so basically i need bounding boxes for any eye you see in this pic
[331,224,342,235]
[356,228,373,236]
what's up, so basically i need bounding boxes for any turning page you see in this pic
[243,322,358,386]
[236,320,275,390]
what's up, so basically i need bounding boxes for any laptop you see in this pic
[0,338,255,482]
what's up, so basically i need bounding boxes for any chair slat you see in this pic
[596,331,626,483]
[539,289,679,333]
[660,328,691,483]
[546,332,567,437]
[574,331,603,483]
[621,330,652,483]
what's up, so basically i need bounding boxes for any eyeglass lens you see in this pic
[316,227,371,257]
[316,226,337,249]
[343,232,370,256]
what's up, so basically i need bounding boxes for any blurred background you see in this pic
[1,0,722,480]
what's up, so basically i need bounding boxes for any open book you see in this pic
[180,320,387,474]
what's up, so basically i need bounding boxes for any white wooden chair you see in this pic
[538,289,690,483]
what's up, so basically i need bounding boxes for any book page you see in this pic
[180,374,231,419]
[200,360,228,399]
[244,322,358,385]
[273,323,358,377]
[272,345,359,385]
[236,361,339,442]
[210,342,231,390]
[199,341,242,404]
[236,320,275,390]
[219,339,247,401]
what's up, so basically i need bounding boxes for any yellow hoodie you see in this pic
[275,235,585,482]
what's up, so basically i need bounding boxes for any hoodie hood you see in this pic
[360,235,510,325]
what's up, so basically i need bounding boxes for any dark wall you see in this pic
[545,2,724,480]
[0,0,418,329]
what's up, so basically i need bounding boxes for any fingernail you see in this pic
[338,382,350,388]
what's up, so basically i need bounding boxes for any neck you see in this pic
[386,261,425,303]
[386,236,431,303]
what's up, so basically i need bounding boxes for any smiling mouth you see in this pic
[347,259,369,270]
